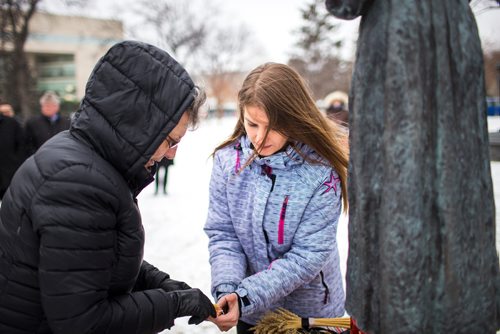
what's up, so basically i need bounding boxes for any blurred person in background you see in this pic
[0,103,15,117]
[0,103,25,200]
[24,90,70,155]
[155,158,175,195]
[0,41,216,334]
[206,63,349,333]
[325,90,349,129]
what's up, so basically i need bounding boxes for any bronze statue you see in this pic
[326,0,500,332]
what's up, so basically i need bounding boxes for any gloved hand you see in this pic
[160,278,191,292]
[173,288,217,325]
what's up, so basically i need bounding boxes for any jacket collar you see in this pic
[239,135,308,170]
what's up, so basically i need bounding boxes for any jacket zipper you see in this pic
[278,195,289,244]
[234,142,242,173]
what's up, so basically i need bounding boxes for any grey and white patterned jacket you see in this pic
[204,135,345,325]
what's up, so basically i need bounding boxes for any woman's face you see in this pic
[145,112,189,170]
[243,105,288,157]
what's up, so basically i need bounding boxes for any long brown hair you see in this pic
[214,63,349,211]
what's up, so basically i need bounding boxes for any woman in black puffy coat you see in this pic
[0,41,215,334]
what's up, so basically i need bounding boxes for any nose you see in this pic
[165,146,177,160]
[255,128,267,146]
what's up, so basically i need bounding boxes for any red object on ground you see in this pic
[350,318,367,334]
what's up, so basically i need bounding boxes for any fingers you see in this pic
[211,315,235,333]
[187,297,216,324]
[214,304,224,317]
[174,288,216,321]
[218,293,239,318]
[208,302,217,318]
[216,296,228,314]
[211,294,239,331]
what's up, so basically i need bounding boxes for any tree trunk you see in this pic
[1,0,39,121]
[8,45,32,120]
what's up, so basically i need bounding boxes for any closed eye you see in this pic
[245,118,258,127]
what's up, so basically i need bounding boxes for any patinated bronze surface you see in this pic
[326,0,499,332]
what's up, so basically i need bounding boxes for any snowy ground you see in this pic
[0,116,496,333]
[488,116,500,270]
[138,116,238,333]
[138,115,500,334]
[138,115,350,333]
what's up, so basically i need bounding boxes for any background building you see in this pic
[25,12,123,102]
[0,11,123,118]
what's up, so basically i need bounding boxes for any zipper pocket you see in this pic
[320,271,330,304]
[278,195,289,244]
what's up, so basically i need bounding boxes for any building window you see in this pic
[34,53,77,101]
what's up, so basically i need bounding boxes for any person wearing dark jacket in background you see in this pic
[0,41,216,334]
[155,158,174,195]
[0,103,25,200]
[324,90,349,129]
[24,90,70,155]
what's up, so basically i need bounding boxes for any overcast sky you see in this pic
[52,0,498,62]
[219,0,360,63]
[224,1,499,61]
[72,0,360,66]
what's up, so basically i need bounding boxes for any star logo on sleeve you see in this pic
[321,171,340,195]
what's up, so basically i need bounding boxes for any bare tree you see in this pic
[201,25,250,118]
[0,0,40,120]
[131,0,212,66]
[288,0,352,100]
[129,0,254,117]
[0,0,88,119]
[288,56,352,101]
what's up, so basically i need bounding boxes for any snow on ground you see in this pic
[0,116,500,334]
[0,116,496,333]
[489,116,500,133]
[138,116,237,333]
[0,115,496,333]
[137,115,500,333]
[137,115,347,333]
[489,117,500,265]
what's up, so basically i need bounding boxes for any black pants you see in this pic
[237,320,254,334]
[154,164,170,194]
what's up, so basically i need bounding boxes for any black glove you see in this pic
[160,278,191,292]
[173,288,217,325]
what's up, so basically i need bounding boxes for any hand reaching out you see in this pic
[210,293,240,332]
[173,288,216,325]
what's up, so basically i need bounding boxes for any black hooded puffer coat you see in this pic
[0,41,197,333]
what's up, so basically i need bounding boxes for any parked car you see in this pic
[487,97,500,116]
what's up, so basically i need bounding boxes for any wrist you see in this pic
[234,292,251,318]
[236,293,242,318]
[214,283,237,296]
[234,287,252,316]
[216,291,229,301]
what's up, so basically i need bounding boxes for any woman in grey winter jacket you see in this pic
[205,63,349,333]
